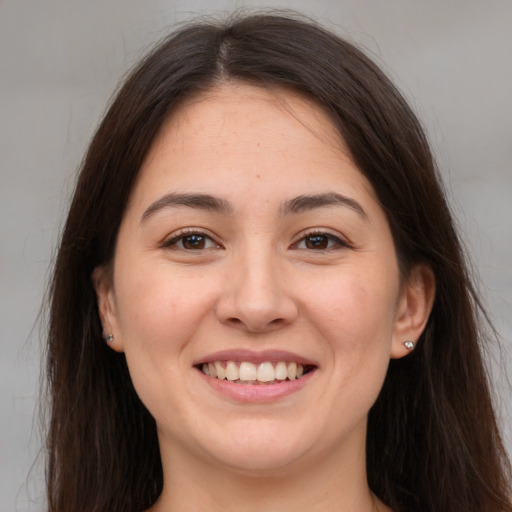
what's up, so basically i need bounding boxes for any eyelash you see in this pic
[161,229,221,250]
[161,229,350,252]
[292,230,350,251]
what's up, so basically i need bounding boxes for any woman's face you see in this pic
[95,83,429,475]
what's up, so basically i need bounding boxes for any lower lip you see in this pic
[197,369,316,403]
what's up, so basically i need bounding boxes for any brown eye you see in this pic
[182,234,207,250]
[164,232,218,250]
[294,232,347,251]
[305,235,330,250]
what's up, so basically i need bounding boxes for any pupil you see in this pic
[306,235,328,249]
[184,235,205,249]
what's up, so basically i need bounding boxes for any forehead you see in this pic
[164,82,344,145]
[131,82,376,209]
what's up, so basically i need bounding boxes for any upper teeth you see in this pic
[201,361,305,382]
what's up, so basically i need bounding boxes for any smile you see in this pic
[200,361,313,384]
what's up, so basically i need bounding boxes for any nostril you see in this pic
[225,315,289,332]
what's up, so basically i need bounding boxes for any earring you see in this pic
[403,341,415,350]
[104,333,114,344]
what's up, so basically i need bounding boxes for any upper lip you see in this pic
[193,349,318,367]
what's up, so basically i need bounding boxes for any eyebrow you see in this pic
[140,191,367,223]
[141,192,233,223]
[281,192,368,220]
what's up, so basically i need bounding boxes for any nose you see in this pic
[215,247,299,333]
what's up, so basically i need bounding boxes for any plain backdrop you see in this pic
[1,0,511,510]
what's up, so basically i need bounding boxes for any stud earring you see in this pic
[403,341,415,350]
[104,334,114,344]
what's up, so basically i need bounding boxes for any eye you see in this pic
[162,231,219,250]
[294,232,347,250]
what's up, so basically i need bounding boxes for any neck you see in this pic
[148,431,390,512]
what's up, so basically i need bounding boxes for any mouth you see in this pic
[196,360,316,385]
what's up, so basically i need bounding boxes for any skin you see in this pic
[94,82,435,512]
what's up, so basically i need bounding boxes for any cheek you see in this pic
[307,267,398,394]
[111,261,209,420]
[296,272,397,441]
[113,258,215,354]
[308,268,399,349]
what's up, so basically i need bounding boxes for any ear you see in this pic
[391,264,435,359]
[92,266,124,353]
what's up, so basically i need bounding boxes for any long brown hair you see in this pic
[45,13,512,512]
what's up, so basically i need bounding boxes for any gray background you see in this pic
[1,0,511,510]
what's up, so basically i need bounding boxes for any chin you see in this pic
[194,420,317,475]
[208,448,305,476]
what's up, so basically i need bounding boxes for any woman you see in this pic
[45,13,512,512]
